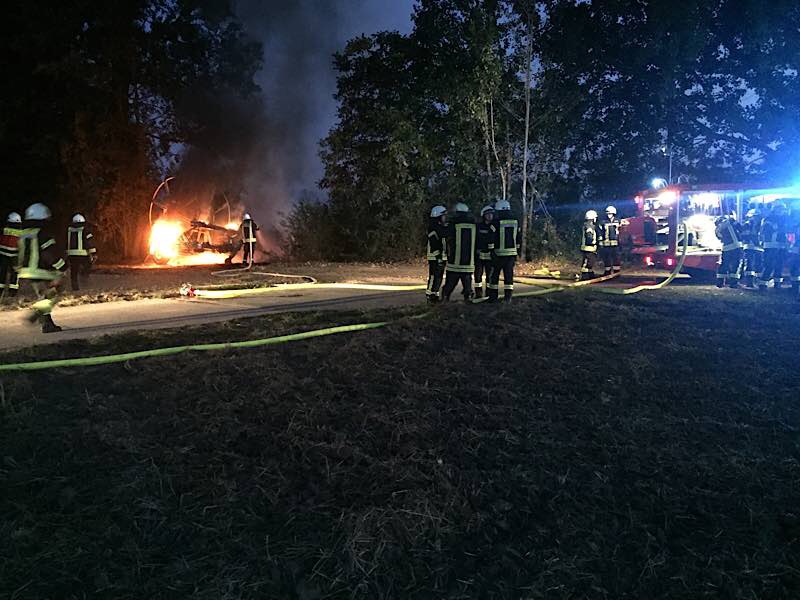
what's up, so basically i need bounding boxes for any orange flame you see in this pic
[149,220,231,266]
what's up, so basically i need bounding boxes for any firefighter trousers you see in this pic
[580,251,597,280]
[788,251,800,291]
[427,260,445,300]
[242,240,255,266]
[716,248,742,287]
[442,270,473,302]
[488,256,515,301]
[0,254,19,297]
[760,249,786,289]
[474,258,493,296]
[742,248,763,285]
[600,246,621,275]
[68,256,91,291]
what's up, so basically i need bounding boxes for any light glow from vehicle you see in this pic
[689,192,721,210]
[685,213,723,250]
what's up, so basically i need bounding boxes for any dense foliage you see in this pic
[0,0,260,258]
[287,0,800,261]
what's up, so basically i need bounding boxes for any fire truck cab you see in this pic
[621,183,800,279]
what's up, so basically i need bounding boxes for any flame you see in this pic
[170,252,229,266]
[225,221,240,231]
[149,220,184,261]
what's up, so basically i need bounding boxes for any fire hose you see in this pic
[0,229,688,372]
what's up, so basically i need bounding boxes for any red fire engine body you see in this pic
[620,183,800,279]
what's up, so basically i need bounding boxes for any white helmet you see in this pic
[7,212,22,224]
[605,205,617,215]
[430,205,447,218]
[495,199,511,211]
[480,205,495,217]
[454,202,470,213]
[243,213,252,220]
[25,203,51,221]
[585,210,598,221]
[745,208,758,219]
[72,213,86,223]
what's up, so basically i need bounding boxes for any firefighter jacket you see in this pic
[426,219,448,261]
[493,210,520,257]
[67,224,97,257]
[16,223,66,281]
[760,214,788,249]
[581,222,598,253]
[476,220,495,261]
[1,222,22,258]
[714,217,742,251]
[598,217,620,247]
[740,216,762,250]
[241,219,259,243]
[445,213,477,272]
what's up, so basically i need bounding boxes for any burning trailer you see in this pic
[147,177,243,266]
[620,182,800,279]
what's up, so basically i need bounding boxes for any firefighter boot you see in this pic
[504,289,513,302]
[41,314,62,333]
[486,288,499,303]
[715,277,725,289]
[474,287,483,300]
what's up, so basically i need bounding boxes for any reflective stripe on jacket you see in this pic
[67,225,96,257]
[0,226,22,257]
[446,217,476,272]
[494,217,519,257]
[17,227,65,280]
[580,223,597,253]
[599,218,619,247]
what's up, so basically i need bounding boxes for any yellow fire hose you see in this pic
[0,233,689,372]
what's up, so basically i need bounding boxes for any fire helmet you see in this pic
[494,199,511,211]
[480,205,495,217]
[25,203,51,221]
[585,210,598,221]
[72,213,86,223]
[243,213,252,220]
[745,208,759,219]
[7,212,22,224]
[430,205,447,218]
[605,205,617,215]
[454,202,470,213]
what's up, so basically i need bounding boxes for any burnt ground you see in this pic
[2,287,800,599]
[0,258,578,311]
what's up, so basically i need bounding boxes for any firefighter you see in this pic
[17,203,66,333]
[487,199,520,302]
[714,212,743,288]
[426,205,448,303]
[580,210,599,280]
[759,203,788,292]
[441,203,476,302]
[598,205,621,275]
[0,212,23,299]
[240,213,259,266]
[787,209,800,297]
[740,207,763,288]
[66,213,97,291]
[474,205,495,299]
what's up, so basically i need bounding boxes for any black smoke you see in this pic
[173,0,414,247]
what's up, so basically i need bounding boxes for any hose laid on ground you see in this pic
[185,282,427,299]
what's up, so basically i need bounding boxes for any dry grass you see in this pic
[2,288,800,598]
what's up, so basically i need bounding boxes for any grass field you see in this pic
[2,287,800,599]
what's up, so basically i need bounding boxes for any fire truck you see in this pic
[620,183,800,279]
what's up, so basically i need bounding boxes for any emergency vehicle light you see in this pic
[651,178,668,189]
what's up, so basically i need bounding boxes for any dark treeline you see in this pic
[287,0,800,262]
[0,1,261,258]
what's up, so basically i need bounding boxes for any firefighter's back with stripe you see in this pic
[445,212,476,272]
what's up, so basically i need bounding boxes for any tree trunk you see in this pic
[520,14,533,262]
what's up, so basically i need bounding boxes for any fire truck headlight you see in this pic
[652,177,668,189]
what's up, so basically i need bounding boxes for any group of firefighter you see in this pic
[1,204,97,332]
[714,202,800,293]
[579,206,623,280]
[426,199,522,303]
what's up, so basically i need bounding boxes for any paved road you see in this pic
[0,281,550,351]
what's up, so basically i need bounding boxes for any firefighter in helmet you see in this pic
[487,199,520,302]
[426,205,448,303]
[66,213,97,291]
[17,203,66,333]
[474,205,495,299]
[759,203,788,291]
[240,213,259,267]
[598,205,621,275]
[740,207,763,288]
[0,211,23,299]
[442,203,476,302]
[580,210,598,280]
[714,211,743,288]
